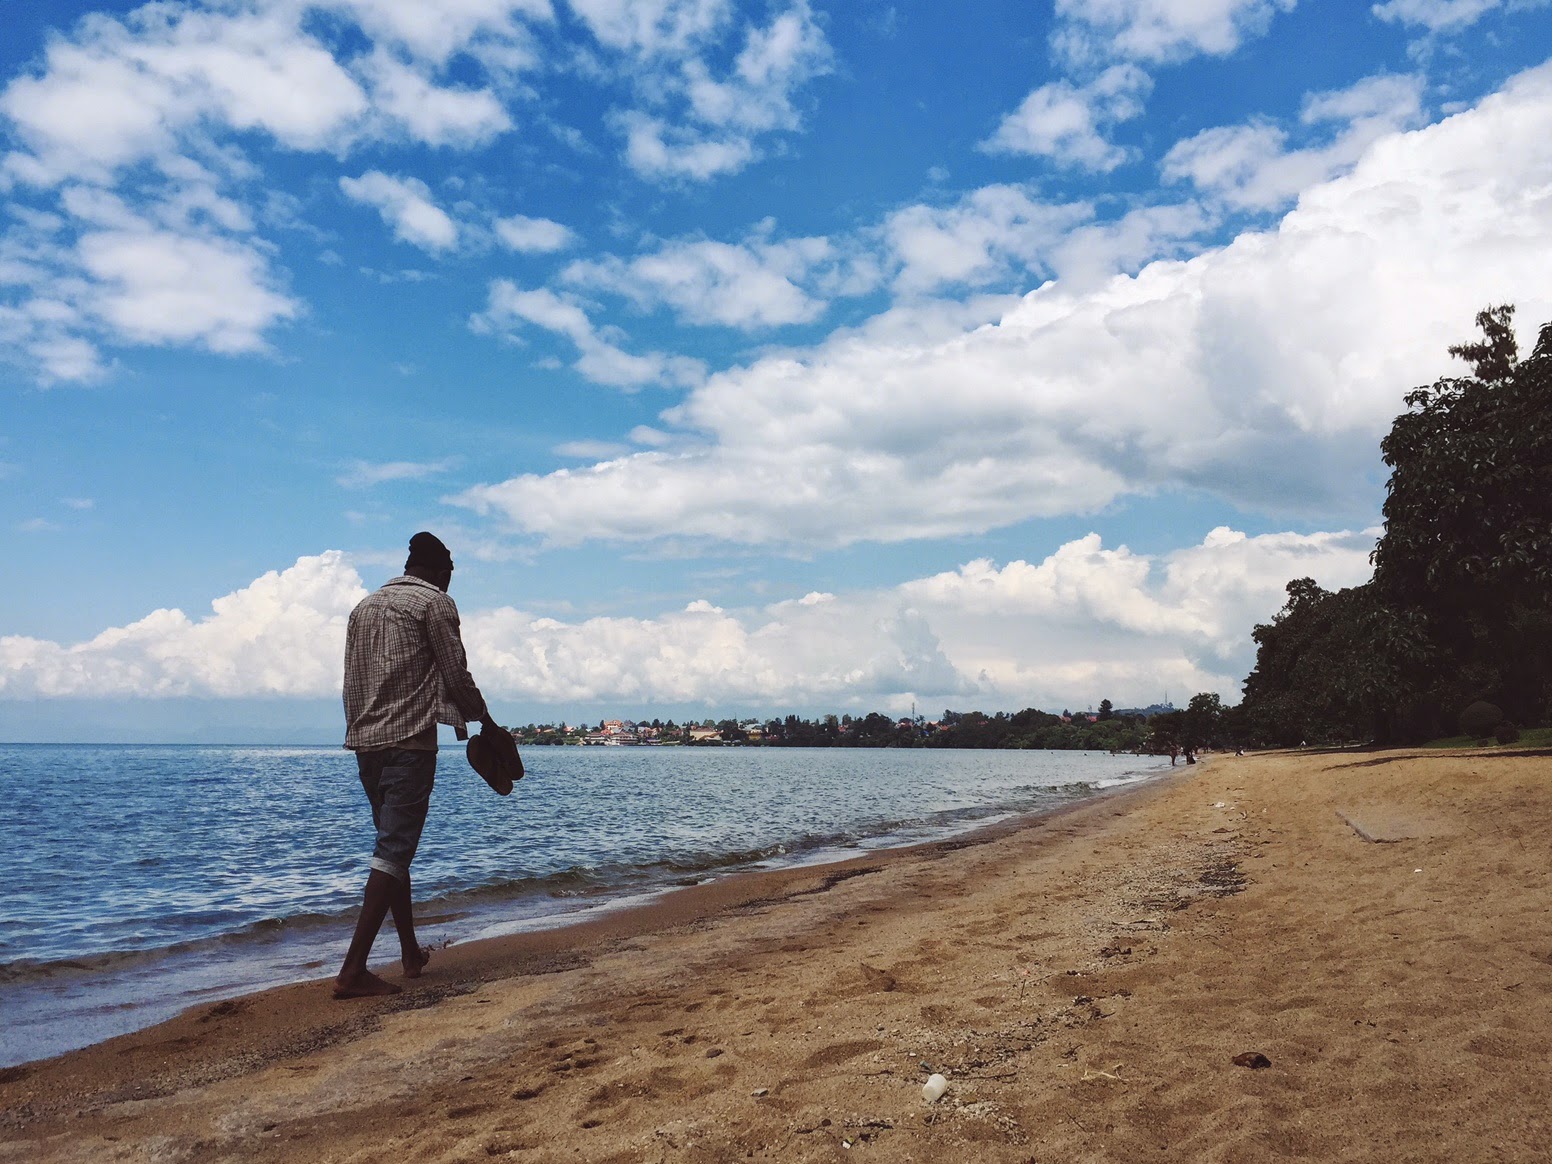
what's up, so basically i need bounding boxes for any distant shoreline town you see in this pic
[509,701,1182,753]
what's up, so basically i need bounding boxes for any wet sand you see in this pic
[3,747,1551,1162]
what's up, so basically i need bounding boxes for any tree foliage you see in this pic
[1376,305,1552,606]
[1241,307,1552,743]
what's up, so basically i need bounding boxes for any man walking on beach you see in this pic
[336,531,501,999]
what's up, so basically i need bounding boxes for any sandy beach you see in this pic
[4,746,1550,1162]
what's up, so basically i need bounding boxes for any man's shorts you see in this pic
[355,747,436,882]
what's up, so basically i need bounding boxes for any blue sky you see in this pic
[3,0,1551,741]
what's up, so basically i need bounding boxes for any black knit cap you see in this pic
[406,531,454,573]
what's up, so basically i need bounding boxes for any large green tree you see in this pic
[1371,305,1552,727]
[1180,692,1224,756]
[1241,307,1552,743]
[1240,579,1436,745]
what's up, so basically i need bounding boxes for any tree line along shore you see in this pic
[512,701,1168,753]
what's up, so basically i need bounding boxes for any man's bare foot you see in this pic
[402,945,430,979]
[332,969,402,999]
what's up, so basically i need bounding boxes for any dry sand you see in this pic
[4,747,1551,1162]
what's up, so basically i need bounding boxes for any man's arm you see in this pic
[424,594,495,727]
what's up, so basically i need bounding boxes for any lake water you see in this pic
[0,743,1169,1066]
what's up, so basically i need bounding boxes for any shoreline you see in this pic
[1,766,1179,1078]
[1,753,1171,1069]
[6,747,1550,1161]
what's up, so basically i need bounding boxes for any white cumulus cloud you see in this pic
[1053,0,1299,66]
[568,0,732,57]
[1162,73,1425,210]
[77,224,299,351]
[562,227,832,328]
[617,111,756,181]
[0,0,554,382]
[893,526,1376,705]
[329,0,552,66]
[0,1,546,187]
[494,213,576,253]
[596,1,831,181]
[339,170,459,251]
[1371,0,1535,32]
[883,185,1093,294]
[466,601,969,706]
[472,280,705,388]
[0,552,366,698]
[982,65,1152,172]
[0,0,836,383]
[1,182,301,374]
[454,62,1552,550]
[0,529,1376,710]
[357,51,512,147]
[0,6,368,186]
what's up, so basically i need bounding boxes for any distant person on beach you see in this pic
[335,531,502,999]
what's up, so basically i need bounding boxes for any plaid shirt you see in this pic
[343,575,489,751]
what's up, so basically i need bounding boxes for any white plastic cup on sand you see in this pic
[922,1073,948,1102]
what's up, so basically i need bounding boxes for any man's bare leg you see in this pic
[334,868,403,998]
[389,873,430,978]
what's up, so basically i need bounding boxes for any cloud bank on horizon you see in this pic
[0,528,1376,712]
[2,0,1550,727]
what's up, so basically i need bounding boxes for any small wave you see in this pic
[0,948,182,984]
[417,846,801,909]
[394,792,1121,912]
[0,909,353,983]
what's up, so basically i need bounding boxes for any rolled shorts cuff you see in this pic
[369,854,409,882]
[357,747,435,882]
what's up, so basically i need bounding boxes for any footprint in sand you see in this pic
[800,1040,883,1070]
[201,999,248,1022]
